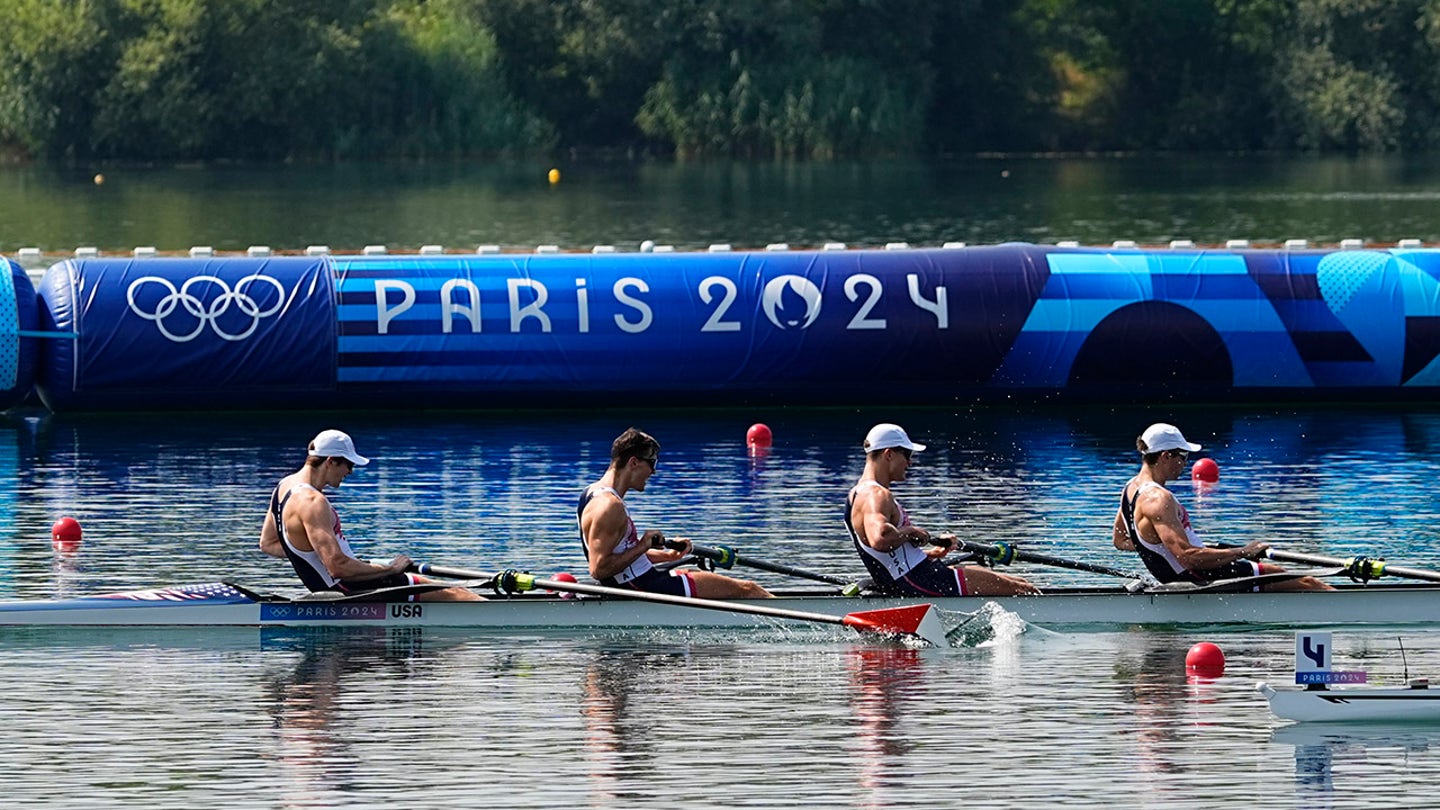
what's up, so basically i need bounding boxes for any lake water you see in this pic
[6,155,1440,808]
[4,405,1440,808]
[9,154,1440,256]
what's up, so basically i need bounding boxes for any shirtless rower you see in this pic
[578,427,770,598]
[259,429,481,601]
[846,423,1038,597]
[1113,423,1333,591]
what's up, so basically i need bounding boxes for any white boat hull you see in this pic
[1,582,1439,629]
[1259,682,1440,723]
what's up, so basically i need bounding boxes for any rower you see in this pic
[845,423,1038,597]
[578,427,770,599]
[1113,423,1333,592]
[259,429,482,601]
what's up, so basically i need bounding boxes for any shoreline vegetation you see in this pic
[0,0,1434,162]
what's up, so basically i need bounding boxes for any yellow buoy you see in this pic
[548,168,560,184]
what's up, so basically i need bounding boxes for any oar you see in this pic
[665,540,865,595]
[297,579,492,602]
[413,563,948,646]
[949,538,1151,581]
[1211,543,1440,584]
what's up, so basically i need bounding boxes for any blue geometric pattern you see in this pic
[24,245,1440,409]
[0,261,16,390]
[993,249,1309,386]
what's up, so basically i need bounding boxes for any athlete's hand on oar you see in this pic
[1233,541,1270,561]
[1211,543,1440,584]
[898,526,933,547]
[922,533,958,559]
[647,531,690,561]
[675,541,868,594]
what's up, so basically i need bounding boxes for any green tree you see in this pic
[635,0,933,156]
[926,0,1058,152]
[0,0,121,158]
[1270,0,1411,151]
[472,0,677,148]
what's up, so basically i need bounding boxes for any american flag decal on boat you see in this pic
[94,582,252,602]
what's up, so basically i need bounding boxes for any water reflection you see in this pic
[10,156,1440,252]
[579,647,691,804]
[261,626,435,808]
[1116,635,1194,777]
[845,646,924,807]
[1272,723,1440,807]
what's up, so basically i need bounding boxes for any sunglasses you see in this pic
[639,455,658,470]
[1169,450,1190,462]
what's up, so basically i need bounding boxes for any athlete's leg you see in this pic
[684,569,772,599]
[954,565,1040,596]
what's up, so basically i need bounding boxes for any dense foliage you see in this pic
[1,0,1438,159]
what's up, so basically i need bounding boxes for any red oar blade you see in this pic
[842,604,947,647]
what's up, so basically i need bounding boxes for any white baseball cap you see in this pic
[1138,423,1201,454]
[309,429,370,466]
[863,423,926,454]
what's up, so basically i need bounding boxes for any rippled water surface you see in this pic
[4,406,1440,807]
[10,155,1440,254]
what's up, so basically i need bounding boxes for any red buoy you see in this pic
[1191,457,1220,483]
[550,571,578,600]
[51,517,83,553]
[746,423,773,448]
[1185,641,1225,676]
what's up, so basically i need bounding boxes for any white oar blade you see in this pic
[843,604,947,647]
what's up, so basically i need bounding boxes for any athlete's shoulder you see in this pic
[852,477,890,495]
[283,482,329,513]
[851,478,896,510]
[1134,481,1178,513]
[581,484,625,518]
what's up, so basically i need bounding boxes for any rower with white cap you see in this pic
[844,423,1038,597]
[1113,423,1332,591]
[259,429,482,601]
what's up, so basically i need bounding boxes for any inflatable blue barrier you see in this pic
[26,244,1440,411]
[0,260,38,410]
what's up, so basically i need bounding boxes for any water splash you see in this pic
[940,601,1032,648]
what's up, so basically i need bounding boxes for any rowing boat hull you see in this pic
[1,582,1438,629]
[1258,682,1440,722]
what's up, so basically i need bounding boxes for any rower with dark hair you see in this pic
[577,427,770,599]
[1113,423,1332,591]
[259,429,482,601]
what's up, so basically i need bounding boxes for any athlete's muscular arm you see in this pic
[259,508,286,558]
[853,485,929,552]
[582,496,656,580]
[287,489,406,581]
[1137,489,1267,569]
[1112,507,1134,550]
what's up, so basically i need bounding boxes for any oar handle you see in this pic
[1211,544,1440,584]
[955,538,1146,580]
[676,541,856,587]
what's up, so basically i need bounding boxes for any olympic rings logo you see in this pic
[126,274,287,342]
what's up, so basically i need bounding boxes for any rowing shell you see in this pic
[1257,682,1440,723]
[2,581,1440,628]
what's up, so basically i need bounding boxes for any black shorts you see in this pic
[602,568,695,597]
[335,571,420,599]
[877,560,968,597]
[1183,559,1261,584]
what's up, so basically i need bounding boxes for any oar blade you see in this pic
[842,604,947,647]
